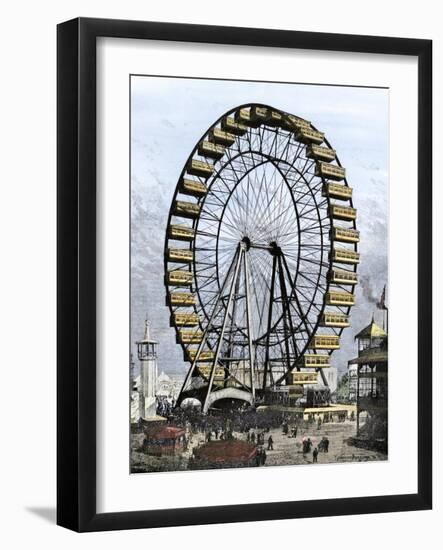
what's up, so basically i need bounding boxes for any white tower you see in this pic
[136,319,158,419]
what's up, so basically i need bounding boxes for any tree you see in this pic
[336,373,350,402]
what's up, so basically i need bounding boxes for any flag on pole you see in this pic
[377,285,387,310]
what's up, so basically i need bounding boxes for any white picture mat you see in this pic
[96,37,418,514]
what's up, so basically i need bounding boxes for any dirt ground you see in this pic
[130,419,387,473]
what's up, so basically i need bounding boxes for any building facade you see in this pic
[348,318,388,451]
[348,363,358,402]
[156,371,184,400]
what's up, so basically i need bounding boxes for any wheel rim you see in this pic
[163,104,358,408]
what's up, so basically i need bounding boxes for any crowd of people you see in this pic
[148,401,352,466]
[240,417,333,465]
[255,446,267,466]
[205,425,234,442]
[156,395,175,417]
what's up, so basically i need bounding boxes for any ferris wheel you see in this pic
[164,104,359,413]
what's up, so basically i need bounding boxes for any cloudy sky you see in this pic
[131,76,388,377]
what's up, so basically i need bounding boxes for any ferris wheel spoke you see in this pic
[262,199,297,237]
[249,255,273,327]
[275,132,293,164]
[276,255,300,360]
[242,127,254,153]
[297,199,328,219]
[248,253,272,305]
[201,213,238,236]
[222,207,245,237]
[298,247,325,261]
[224,178,254,232]
[252,183,278,241]
[214,172,245,229]
[196,245,231,264]
[248,159,272,228]
[288,139,305,168]
[230,177,259,231]
[299,243,323,249]
[249,266,267,335]
[276,227,301,241]
[292,283,323,315]
[277,179,300,240]
[299,218,329,233]
[298,255,330,270]
[206,188,229,209]
[230,165,255,233]
[275,203,300,243]
[253,270,274,334]
[279,251,313,338]
[290,179,320,204]
[297,273,327,296]
[268,127,281,158]
[260,172,288,229]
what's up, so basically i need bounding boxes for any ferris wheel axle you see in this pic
[240,237,283,255]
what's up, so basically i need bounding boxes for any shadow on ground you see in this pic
[26,507,56,524]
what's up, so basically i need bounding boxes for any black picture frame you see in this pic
[57,17,432,532]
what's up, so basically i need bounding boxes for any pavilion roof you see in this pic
[348,347,388,365]
[193,440,256,463]
[355,320,387,340]
[144,425,185,440]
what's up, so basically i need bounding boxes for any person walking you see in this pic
[313,447,319,463]
[324,436,329,453]
[255,447,263,467]
[267,435,274,451]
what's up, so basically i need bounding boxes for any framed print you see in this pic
[57,17,432,532]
